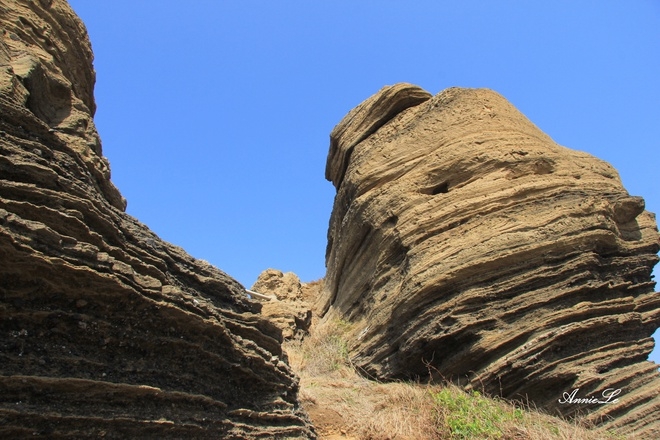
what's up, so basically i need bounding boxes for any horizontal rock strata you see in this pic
[322,83,660,436]
[0,1,314,438]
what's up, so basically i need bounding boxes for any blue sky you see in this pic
[67,1,659,363]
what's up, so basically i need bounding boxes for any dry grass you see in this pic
[284,318,623,440]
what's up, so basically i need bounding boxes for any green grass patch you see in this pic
[432,388,524,439]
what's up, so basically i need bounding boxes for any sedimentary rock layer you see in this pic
[0,1,313,438]
[322,83,660,436]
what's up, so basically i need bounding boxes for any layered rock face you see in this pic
[0,1,313,438]
[322,84,660,436]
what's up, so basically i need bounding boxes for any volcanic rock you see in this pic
[252,269,313,340]
[253,269,306,302]
[322,83,660,436]
[0,1,314,438]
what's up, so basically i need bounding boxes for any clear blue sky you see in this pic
[68,1,659,363]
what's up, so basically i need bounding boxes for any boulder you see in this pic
[253,268,305,302]
[252,269,313,340]
[0,1,314,438]
[322,84,660,436]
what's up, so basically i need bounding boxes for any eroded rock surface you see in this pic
[322,84,660,436]
[252,269,313,340]
[0,1,314,438]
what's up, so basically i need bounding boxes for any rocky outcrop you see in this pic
[322,84,660,436]
[0,1,314,438]
[253,269,307,302]
[252,269,313,340]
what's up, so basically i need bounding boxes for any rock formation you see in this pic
[322,83,660,436]
[0,1,314,438]
[251,269,313,340]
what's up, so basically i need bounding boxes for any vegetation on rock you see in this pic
[320,84,660,437]
[286,316,626,439]
[1,0,658,438]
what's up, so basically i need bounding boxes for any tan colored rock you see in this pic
[0,1,314,438]
[260,301,313,340]
[0,0,124,211]
[252,269,313,340]
[301,277,326,317]
[253,268,305,301]
[322,84,660,437]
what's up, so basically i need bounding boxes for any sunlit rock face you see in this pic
[251,269,313,340]
[322,83,660,436]
[0,1,314,437]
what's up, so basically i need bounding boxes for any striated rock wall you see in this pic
[322,83,660,436]
[0,1,314,438]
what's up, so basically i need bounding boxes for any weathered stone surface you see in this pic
[0,1,314,438]
[253,268,306,302]
[322,84,660,436]
[252,269,313,340]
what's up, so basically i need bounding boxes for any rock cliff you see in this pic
[322,83,660,436]
[0,1,314,438]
